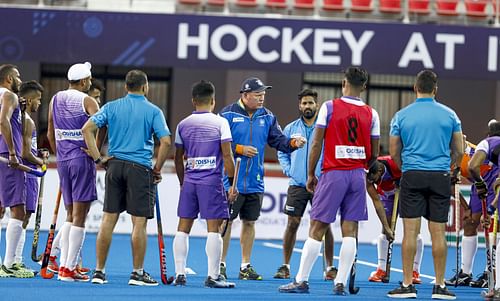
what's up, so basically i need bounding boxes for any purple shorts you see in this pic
[0,154,26,208]
[177,181,229,220]
[310,168,368,224]
[57,156,96,206]
[25,176,39,213]
[381,194,396,218]
[470,182,496,214]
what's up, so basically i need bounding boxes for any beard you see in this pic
[302,109,316,120]
[11,81,19,94]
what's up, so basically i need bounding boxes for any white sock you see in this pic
[14,228,26,264]
[173,231,189,276]
[496,240,500,290]
[206,232,222,279]
[241,262,250,269]
[334,237,357,286]
[66,226,85,270]
[295,238,322,282]
[0,222,2,263]
[377,234,389,271]
[59,221,72,268]
[50,226,64,257]
[413,234,423,273]
[461,235,477,275]
[3,218,23,268]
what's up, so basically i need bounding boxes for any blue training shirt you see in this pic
[90,93,171,168]
[389,97,461,172]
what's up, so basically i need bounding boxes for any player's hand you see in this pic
[481,214,491,229]
[475,180,488,199]
[39,148,50,165]
[227,187,238,204]
[306,175,318,193]
[236,145,258,158]
[8,153,19,168]
[99,156,114,170]
[290,137,306,149]
[451,167,461,185]
[383,227,395,242]
[152,167,162,184]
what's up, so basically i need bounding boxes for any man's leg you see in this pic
[131,215,147,271]
[283,216,301,265]
[95,212,119,271]
[220,221,232,264]
[402,217,421,286]
[295,220,329,282]
[206,219,222,279]
[173,218,193,280]
[324,225,334,268]
[59,206,73,270]
[240,219,255,265]
[4,205,25,269]
[334,220,358,287]
[428,220,447,286]
[65,202,91,272]
[14,212,31,264]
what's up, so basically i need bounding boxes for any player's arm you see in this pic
[267,117,305,153]
[277,125,292,176]
[450,131,464,170]
[47,98,56,154]
[306,127,324,193]
[21,118,43,166]
[389,136,402,170]
[468,149,487,183]
[370,137,380,168]
[83,96,99,116]
[82,118,101,162]
[174,146,185,186]
[366,182,393,240]
[154,136,171,175]
[0,91,19,157]
[222,141,235,179]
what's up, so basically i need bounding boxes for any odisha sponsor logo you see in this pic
[61,131,82,137]
[346,148,364,154]
[195,158,215,165]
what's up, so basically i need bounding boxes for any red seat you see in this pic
[436,0,459,15]
[207,0,225,6]
[464,0,488,17]
[266,0,287,8]
[379,0,401,13]
[350,0,372,12]
[322,0,344,10]
[178,0,202,4]
[408,0,430,14]
[294,0,315,9]
[235,0,258,6]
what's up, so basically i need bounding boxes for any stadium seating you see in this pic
[464,0,488,17]
[235,0,258,6]
[408,0,430,14]
[266,0,287,8]
[379,0,401,13]
[322,0,344,11]
[350,0,373,12]
[435,0,459,16]
[294,0,315,9]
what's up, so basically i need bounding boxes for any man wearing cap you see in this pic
[47,61,100,282]
[219,77,306,280]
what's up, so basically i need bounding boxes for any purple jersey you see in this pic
[52,89,89,161]
[476,136,500,168]
[22,124,38,174]
[0,87,22,156]
[174,111,232,185]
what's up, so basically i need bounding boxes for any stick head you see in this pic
[40,267,54,279]
[349,287,360,294]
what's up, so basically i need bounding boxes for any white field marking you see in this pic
[185,267,197,275]
[262,242,436,281]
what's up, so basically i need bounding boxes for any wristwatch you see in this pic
[94,156,103,164]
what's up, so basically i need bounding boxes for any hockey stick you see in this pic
[481,197,495,294]
[455,183,461,287]
[0,156,47,177]
[382,189,399,283]
[221,157,241,237]
[31,174,45,262]
[155,188,174,285]
[493,208,498,284]
[348,238,360,294]
[40,189,61,279]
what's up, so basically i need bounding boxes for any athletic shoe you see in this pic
[278,280,309,293]
[333,283,347,296]
[219,263,227,279]
[324,266,338,281]
[59,267,90,282]
[445,269,472,286]
[239,264,262,280]
[431,285,456,300]
[0,265,13,278]
[273,265,290,279]
[205,275,235,288]
[91,270,108,284]
[48,256,59,273]
[76,265,90,275]
[57,266,65,280]
[387,283,417,298]
[470,271,488,288]
[6,263,35,278]
[128,271,158,286]
[482,288,500,300]
[12,262,38,276]
[412,270,422,284]
[174,274,187,286]
[369,268,387,282]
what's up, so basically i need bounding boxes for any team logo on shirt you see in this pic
[335,145,366,159]
[54,129,83,141]
[232,117,244,123]
[186,156,216,170]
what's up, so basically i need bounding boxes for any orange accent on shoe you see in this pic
[59,268,90,282]
[412,270,422,284]
[48,256,59,274]
[368,268,387,282]
[76,265,90,275]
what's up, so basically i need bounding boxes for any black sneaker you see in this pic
[273,265,290,279]
[0,265,14,278]
[387,283,417,298]
[333,283,347,296]
[470,271,488,288]
[482,288,500,300]
[239,264,262,280]
[431,285,456,300]
[91,270,108,284]
[174,274,186,286]
[445,269,472,286]
[128,271,159,286]
[219,263,227,279]
[205,275,235,288]
[278,280,309,293]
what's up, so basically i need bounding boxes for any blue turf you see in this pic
[0,231,489,300]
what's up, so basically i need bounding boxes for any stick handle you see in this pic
[0,156,47,177]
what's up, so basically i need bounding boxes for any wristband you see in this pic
[487,204,496,216]
[228,177,234,186]
[290,138,298,148]
[94,156,103,164]
[9,153,15,156]
[235,144,244,155]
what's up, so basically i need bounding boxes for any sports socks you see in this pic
[413,234,423,273]
[496,241,500,290]
[66,226,85,270]
[50,226,63,257]
[14,228,26,264]
[461,235,477,274]
[58,221,72,268]
[377,234,389,270]
[173,231,189,276]
[295,238,321,282]
[334,237,357,286]
[206,232,222,279]
[4,218,23,268]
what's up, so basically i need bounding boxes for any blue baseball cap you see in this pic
[240,77,272,93]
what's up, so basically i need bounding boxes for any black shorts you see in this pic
[230,193,263,222]
[284,185,313,217]
[399,170,451,223]
[104,159,156,219]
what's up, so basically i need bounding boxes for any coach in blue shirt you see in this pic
[387,70,463,299]
[82,69,171,286]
